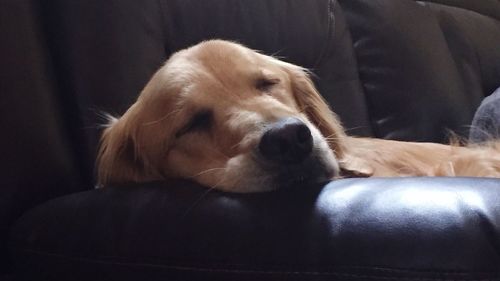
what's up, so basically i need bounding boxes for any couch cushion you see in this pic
[11,178,500,281]
[422,1,500,98]
[41,0,375,171]
[420,0,500,21]
[338,0,500,141]
[0,0,87,274]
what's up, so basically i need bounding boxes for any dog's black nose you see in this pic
[258,117,313,164]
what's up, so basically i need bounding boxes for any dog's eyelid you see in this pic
[255,77,280,92]
[175,109,213,138]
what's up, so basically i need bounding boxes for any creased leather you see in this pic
[11,178,500,280]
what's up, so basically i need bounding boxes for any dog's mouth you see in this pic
[267,155,336,189]
[251,144,338,190]
[251,117,338,189]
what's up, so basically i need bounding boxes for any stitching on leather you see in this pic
[133,264,500,280]
[15,248,500,280]
[334,0,378,136]
[313,0,336,69]
[131,264,500,281]
[415,0,500,22]
[157,0,170,55]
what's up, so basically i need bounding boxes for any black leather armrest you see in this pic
[10,177,500,280]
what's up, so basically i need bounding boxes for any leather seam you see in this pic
[313,0,336,70]
[415,0,500,22]
[13,249,500,279]
[335,0,378,137]
[157,0,170,55]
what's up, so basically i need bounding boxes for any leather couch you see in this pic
[2,0,500,280]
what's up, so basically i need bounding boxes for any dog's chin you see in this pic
[216,151,338,193]
[266,153,338,190]
[275,161,336,189]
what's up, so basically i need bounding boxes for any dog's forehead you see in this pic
[195,45,263,78]
[168,45,276,92]
[179,41,283,77]
[158,41,296,116]
[193,40,258,62]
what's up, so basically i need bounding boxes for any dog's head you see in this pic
[97,40,352,192]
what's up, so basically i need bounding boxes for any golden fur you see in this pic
[97,40,500,192]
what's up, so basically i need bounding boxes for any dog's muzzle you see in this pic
[258,117,313,164]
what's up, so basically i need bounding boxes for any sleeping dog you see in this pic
[97,40,500,192]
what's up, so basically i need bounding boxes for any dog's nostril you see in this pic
[258,117,313,164]
[297,125,312,144]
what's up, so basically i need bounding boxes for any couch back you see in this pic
[2,0,500,274]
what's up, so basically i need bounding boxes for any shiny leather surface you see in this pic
[3,0,500,278]
[11,178,500,280]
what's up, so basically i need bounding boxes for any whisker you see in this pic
[182,168,230,218]
[189,167,226,179]
[143,109,181,126]
[344,126,367,133]
[181,186,217,219]
[210,177,227,190]
[324,134,341,141]
[270,49,285,59]
[206,146,231,160]
[230,143,240,150]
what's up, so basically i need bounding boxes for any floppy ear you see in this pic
[96,106,148,187]
[286,65,373,178]
[337,153,374,178]
[286,66,347,157]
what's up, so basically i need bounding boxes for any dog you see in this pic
[97,40,500,192]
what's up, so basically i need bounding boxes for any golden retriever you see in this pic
[97,40,500,192]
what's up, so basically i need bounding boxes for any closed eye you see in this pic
[255,77,280,92]
[176,109,213,138]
